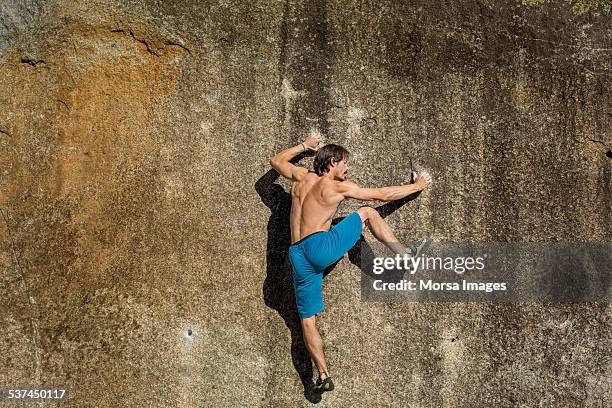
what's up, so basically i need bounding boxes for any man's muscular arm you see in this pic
[269,133,321,180]
[337,171,432,202]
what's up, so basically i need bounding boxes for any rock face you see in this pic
[0,0,610,406]
[0,0,47,55]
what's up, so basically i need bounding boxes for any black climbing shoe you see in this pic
[314,376,334,392]
[404,236,433,277]
[410,235,433,258]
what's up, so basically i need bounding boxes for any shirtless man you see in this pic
[269,132,432,392]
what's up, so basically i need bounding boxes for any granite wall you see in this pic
[0,0,610,406]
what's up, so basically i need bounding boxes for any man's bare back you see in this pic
[290,173,344,243]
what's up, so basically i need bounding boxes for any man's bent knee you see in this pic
[357,206,378,223]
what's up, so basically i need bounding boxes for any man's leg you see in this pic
[357,206,409,256]
[301,315,330,380]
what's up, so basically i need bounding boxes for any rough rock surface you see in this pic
[0,0,47,55]
[0,0,610,406]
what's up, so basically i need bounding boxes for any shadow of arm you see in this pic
[374,191,421,219]
[255,169,283,209]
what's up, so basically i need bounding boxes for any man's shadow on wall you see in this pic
[255,161,419,402]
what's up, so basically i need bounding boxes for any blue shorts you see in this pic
[288,211,363,319]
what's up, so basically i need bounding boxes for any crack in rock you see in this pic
[20,57,45,66]
[588,138,610,149]
[575,137,612,158]
[110,28,191,56]
[166,40,192,55]
[56,99,69,111]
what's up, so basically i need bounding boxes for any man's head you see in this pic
[313,144,350,180]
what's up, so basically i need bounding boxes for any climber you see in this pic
[269,131,432,393]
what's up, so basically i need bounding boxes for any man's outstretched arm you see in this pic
[269,133,321,180]
[337,171,432,202]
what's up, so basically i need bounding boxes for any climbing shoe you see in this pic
[314,376,334,392]
[409,235,433,258]
[404,235,433,277]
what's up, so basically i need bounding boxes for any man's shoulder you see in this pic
[294,170,324,186]
[292,167,312,181]
[321,179,354,195]
[332,179,357,189]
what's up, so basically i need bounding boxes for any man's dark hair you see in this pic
[313,144,350,176]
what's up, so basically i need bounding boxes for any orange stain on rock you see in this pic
[0,21,189,283]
